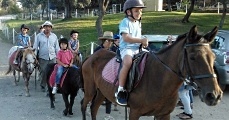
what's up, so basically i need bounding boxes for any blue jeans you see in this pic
[55,65,78,84]
[179,83,192,114]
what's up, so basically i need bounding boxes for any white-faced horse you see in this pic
[6,46,38,97]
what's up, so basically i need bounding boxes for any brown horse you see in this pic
[6,47,38,97]
[80,25,223,120]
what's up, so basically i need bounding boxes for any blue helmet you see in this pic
[113,34,120,39]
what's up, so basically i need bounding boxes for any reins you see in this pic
[147,40,217,86]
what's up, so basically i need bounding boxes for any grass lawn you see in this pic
[3,11,229,57]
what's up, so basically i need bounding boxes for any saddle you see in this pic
[49,64,69,89]
[126,51,148,92]
[102,51,148,92]
[10,50,23,70]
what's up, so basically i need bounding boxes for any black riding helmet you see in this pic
[21,24,30,30]
[59,38,69,48]
[123,0,146,20]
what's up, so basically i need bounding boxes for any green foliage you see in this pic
[8,4,22,14]
[4,12,229,57]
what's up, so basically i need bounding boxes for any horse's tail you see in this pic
[5,65,12,75]
[79,56,90,92]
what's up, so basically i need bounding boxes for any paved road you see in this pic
[0,37,228,120]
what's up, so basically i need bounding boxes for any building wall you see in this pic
[143,0,163,11]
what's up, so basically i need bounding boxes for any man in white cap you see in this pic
[33,21,60,92]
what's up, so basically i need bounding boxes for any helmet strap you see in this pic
[127,9,140,21]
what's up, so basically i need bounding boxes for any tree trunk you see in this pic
[219,0,227,29]
[182,0,195,23]
[167,0,172,11]
[64,0,72,19]
[96,0,110,44]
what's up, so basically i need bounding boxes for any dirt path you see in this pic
[0,37,228,120]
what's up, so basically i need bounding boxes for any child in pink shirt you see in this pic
[52,38,78,94]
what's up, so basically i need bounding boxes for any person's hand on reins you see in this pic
[141,37,148,48]
[63,64,69,68]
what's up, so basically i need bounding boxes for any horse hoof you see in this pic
[113,108,118,111]
[69,112,73,115]
[25,93,30,97]
[63,111,68,116]
[51,106,55,110]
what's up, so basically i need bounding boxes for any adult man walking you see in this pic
[33,21,60,92]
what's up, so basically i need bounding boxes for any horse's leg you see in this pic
[90,90,106,120]
[23,74,30,97]
[17,71,20,82]
[68,92,77,115]
[81,85,97,120]
[62,93,70,116]
[128,109,141,120]
[13,70,18,86]
[48,86,55,109]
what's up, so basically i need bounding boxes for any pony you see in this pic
[80,25,223,120]
[73,53,82,67]
[6,47,38,97]
[45,63,82,116]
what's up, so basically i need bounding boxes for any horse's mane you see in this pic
[155,33,187,54]
[22,48,36,61]
[155,32,208,54]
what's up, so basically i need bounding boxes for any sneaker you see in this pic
[115,91,127,106]
[52,87,57,94]
[13,59,18,64]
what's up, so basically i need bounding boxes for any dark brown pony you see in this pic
[73,53,82,67]
[81,25,223,120]
[46,63,82,116]
[6,47,38,97]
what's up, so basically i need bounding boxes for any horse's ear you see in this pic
[187,25,198,42]
[32,48,36,52]
[203,26,218,43]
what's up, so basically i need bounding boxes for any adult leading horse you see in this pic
[81,25,223,120]
[6,47,38,97]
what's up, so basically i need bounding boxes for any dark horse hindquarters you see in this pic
[46,63,82,116]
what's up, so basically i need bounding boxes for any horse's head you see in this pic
[21,48,38,74]
[180,25,223,106]
[73,53,82,67]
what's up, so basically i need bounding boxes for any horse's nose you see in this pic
[205,91,223,106]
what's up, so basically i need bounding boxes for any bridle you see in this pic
[23,54,38,74]
[183,43,217,80]
[148,38,217,88]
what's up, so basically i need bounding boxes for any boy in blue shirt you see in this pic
[13,24,31,64]
[115,0,148,106]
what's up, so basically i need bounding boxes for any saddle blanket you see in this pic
[102,54,147,86]
[8,46,23,58]
[49,64,68,88]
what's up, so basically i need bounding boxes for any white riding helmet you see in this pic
[42,21,53,28]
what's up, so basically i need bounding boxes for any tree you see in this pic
[96,0,110,39]
[63,0,77,19]
[1,0,15,10]
[167,0,172,11]
[182,0,195,23]
[35,0,47,18]
[218,0,228,29]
